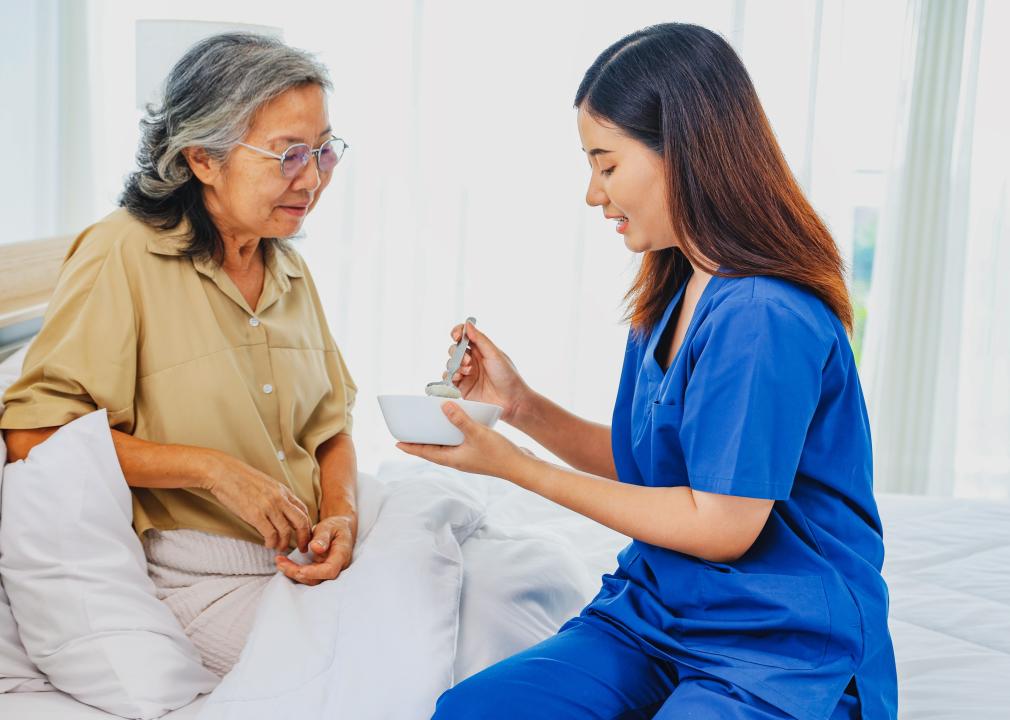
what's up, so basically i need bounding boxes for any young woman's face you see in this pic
[577,105,678,253]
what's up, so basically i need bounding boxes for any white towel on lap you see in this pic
[143,529,277,678]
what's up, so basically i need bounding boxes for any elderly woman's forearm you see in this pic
[4,426,216,490]
[109,429,225,490]
[317,433,357,520]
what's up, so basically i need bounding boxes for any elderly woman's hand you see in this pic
[396,401,532,477]
[202,451,313,552]
[274,512,356,586]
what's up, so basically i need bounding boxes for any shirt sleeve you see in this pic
[678,299,827,500]
[0,232,138,432]
[296,264,357,458]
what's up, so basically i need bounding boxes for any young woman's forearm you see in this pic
[511,391,618,480]
[510,454,772,563]
[5,426,216,490]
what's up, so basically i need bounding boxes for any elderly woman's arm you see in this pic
[5,427,313,552]
[274,432,358,586]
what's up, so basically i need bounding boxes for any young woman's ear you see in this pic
[182,146,220,185]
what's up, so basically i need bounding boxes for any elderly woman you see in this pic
[1,34,356,676]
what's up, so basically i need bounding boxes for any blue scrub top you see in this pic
[579,273,897,720]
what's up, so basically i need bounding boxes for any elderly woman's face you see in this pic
[190,84,334,242]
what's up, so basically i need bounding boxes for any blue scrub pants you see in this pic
[432,619,860,720]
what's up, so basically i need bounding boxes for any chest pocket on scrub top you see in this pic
[649,400,688,485]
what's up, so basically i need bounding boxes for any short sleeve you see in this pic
[0,234,138,432]
[678,300,827,500]
[296,263,357,458]
[327,343,357,436]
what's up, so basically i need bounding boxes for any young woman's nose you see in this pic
[585,175,608,207]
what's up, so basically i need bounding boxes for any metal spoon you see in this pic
[425,316,476,399]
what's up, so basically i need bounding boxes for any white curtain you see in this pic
[16,0,1009,494]
[951,0,1010,498]
[0,0,93,245]
[863,0,1010,499]
[76,0,839,473]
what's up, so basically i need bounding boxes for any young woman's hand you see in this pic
[396,401,531,478]
[447,322,531,425]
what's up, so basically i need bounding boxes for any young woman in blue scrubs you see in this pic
[398,23,897,720]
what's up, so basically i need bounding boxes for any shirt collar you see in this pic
[145,219,192,257]
[145,219,304,280]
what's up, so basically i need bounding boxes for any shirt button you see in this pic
[277,450,286,462]
[249,317,260,327]
[263,384,274,394]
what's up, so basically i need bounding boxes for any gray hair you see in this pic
[120,33,332,258]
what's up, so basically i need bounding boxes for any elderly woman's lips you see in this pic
[279,205,308,217]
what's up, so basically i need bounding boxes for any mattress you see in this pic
[2,490,1008,719]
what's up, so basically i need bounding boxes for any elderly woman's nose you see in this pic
[291,160,322,192]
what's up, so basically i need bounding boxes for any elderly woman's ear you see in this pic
[181,146,220,185]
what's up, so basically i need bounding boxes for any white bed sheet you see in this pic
[2,485,1007,719]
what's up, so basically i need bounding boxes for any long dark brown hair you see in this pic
[575,23,852,333]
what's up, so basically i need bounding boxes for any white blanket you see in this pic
[197,460,619,720]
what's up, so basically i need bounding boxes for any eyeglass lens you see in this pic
[280,139,346,177]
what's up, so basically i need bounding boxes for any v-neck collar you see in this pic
[643,271,720,380]
[145,217,305,310]
[183,243,303,316]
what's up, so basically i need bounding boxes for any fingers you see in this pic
[298,542,352,582]
[265,494,311,552]
[281,496,312,553]
[265,506,292,551]
[460,321,496,357]
[451,322,495,356]
[260,521,281,551]
[441,401,475,431]
[275,537,352,586]
[254,518,281,550]
[275,556,322,586]
[396,442,454,465]
[311,523,332,555]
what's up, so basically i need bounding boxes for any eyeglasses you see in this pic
[237,137,349,178]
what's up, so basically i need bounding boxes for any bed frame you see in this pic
[0,235,74,360]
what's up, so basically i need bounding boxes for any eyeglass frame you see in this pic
[236,136,350,178]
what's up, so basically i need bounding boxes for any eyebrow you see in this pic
[271,127,334,145]
[583,148,613,156]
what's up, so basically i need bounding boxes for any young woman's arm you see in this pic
[510,391,617,480]
[397,403,772,563]
[448,322,617,480]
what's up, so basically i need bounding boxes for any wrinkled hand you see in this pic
[204,452,312,552]
[447,322,530,425]
[275,514,356,586]
[396,401,527,477]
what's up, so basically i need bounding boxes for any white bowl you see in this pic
[377,394,504,446]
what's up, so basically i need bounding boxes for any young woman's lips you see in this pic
[279,205,308,217]
[616,218,629,234]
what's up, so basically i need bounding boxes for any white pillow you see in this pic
[0,343,50,693]
[0,345,28,397]
[0,409,218,718]
[197,462,486,720]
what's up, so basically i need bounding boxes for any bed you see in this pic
[1,236,1008,719]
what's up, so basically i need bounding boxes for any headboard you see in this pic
[0,235,74,361]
